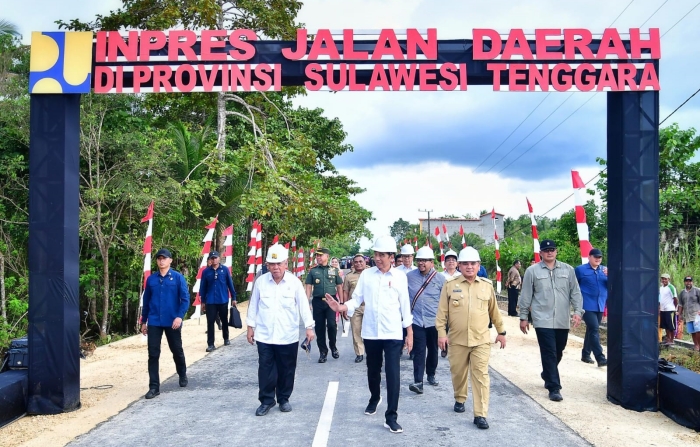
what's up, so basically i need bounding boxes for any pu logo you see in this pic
[29,32,93,94]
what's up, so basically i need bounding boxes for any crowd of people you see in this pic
[138,234,700,434]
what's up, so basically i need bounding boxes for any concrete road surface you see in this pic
[70,322,590,447]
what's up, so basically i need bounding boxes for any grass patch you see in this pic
[661,348,700,373]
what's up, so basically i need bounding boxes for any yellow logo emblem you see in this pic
[271,253,278,259]
[29,31,93,94]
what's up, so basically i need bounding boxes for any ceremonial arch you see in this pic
[24,27,660,414]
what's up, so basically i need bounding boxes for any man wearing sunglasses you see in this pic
[575,248,608,367]
[200,250,237,352]
[519,239,583,402]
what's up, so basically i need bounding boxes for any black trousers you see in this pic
[365,338,403,423]
[206,303,229,346]
[147,325,186,391]
[582,311,605,361]
[535,328,569,391]
[257,341,298,405]
[412,324,438,383]
[507,286,519,316]
[313,297,337,354]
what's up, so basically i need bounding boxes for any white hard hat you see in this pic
[445,249,458,260]
[458,247,481,262]
[266,244,288,263]
[415,246,435,260]
[400,244,415,255]
[372,235,397,253]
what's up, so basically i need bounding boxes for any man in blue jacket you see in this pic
[200,250,237,352]
[141,248,191,399]
[574,248,608,367]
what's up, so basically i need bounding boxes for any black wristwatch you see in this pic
[498,331,506,336]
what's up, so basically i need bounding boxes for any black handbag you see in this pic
[228,304,242,328]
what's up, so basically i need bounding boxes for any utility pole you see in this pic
[418,209,433,240]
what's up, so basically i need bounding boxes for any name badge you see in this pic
[452,289,462,293]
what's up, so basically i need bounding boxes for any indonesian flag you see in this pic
[460,225,466,248]
[526,198,541,263]
[492,209,501,294]
[572,170,593,265]
[272,234,279,245]
[191,216,218,318]
[138,201,154,322]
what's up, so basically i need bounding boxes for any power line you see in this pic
[639,0,668,28]
[496,95,598,174]
[661,1,700,37]
[660,86,700,125]
[608,0,636,27]
[472,94,550,172]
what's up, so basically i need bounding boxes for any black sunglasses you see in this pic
[542,248,556,253]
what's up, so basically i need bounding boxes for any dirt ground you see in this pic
[1,303,249,447]
[3,305,700,446]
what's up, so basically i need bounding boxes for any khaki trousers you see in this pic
[350,303,365,356]
[448,343,491,417]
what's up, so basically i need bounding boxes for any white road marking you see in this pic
[312,381,339,447]
[341,320,350,337]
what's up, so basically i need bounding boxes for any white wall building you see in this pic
[418,212,505,245]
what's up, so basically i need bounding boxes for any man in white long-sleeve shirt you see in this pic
[246,244,315,416]
[326,235,413,434]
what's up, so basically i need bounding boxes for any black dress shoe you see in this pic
[409,353,415,360]
[441,349,447,358]
[355,355,364,363]
[453,401,465,413]
[255,402,276,416]
[279,401,292,412]
[474,416,489,429]
[145,389,160,399]
[364,396,382,415]
[206,345,216,352]
[179,375,188,387]
[384,420,403,433]
[549,390,563,401]
[319,352,327,363]
[216,321,222,330]
[331,348,339,359]
[581,357,594,364]
[409,382,424,394]
[427,375,439,386]
[597,358,608,367]
[224,340,231,346]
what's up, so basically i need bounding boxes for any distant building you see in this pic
[418,212,505,245]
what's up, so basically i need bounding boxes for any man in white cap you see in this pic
[325,235,413,434]
[407,246,446,394]
[436,247,506,430]
[246,244,315,416]
[396,244,416,273]
[441,249,460,280]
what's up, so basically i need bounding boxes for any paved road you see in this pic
[70,324,590,447]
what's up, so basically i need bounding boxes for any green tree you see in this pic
[390,218,411,243]
[0,19,19,37]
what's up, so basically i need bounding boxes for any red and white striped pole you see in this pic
[191,217,218,319]
[441,224,448,269]
[138,201,154,323]
[296,248,305,277]
[492,209,502,294]
[223,225,234,307]
[413,237,418,251]
[526,198,541,263]
[572,170,593,265]
[255,222,263,274]
[245,221,258,292]
[460,224,466,248]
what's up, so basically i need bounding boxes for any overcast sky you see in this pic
[7,0,700,246]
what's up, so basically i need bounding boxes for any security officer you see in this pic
[246,244,315,416]
[200,250,237,352]
[343,254,367,363]
[305,248,344,362]
[435,247,506,430]
[140,248,190,400]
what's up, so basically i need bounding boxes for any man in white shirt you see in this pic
[659,273,678,345]
[326,235,413,434]
[441,250,460,280]
[396,244,416,273]
[246,244,315,416]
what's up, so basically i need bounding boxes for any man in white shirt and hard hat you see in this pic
[246,244,315,416]
[326,235,413,434]
[396,244,416,273]
[441,249,460,280]
[435,247,506,430]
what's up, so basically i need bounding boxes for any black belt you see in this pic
[313,295,336,301]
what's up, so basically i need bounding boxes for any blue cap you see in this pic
[208,250,220,259]
[155,248,172,258]
[540,240,557,250]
